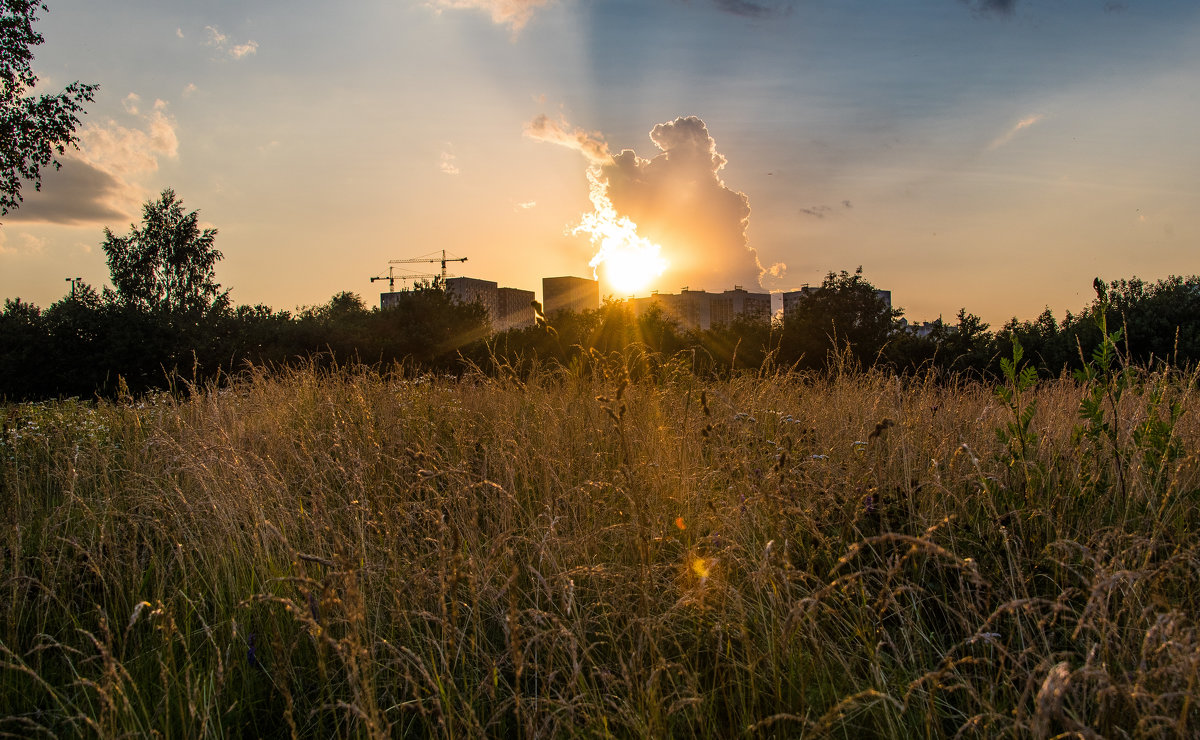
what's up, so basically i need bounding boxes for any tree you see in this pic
[1100,275,1200,366]
[102,189,228,314]
[779,267,903,370]
[942,308,993,373]
[1,0,97,217]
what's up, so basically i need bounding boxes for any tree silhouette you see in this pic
[779,268,902,370]
[0,0,96,217]
[102,189,227,315]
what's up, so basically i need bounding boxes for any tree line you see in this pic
[2,189,1199,401]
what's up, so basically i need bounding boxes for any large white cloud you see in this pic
[601,116,783,290]
[530,113,785,291]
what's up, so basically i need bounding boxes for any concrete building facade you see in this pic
[711,287,772,326]
[542,276,599,316]
[631,286,771,331]
[445,277,500,323]
[497,287,535,332]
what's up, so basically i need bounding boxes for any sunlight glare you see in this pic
[574,170,669,295]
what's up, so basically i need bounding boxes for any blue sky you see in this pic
[3,0,1198,324]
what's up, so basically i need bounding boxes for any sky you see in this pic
[2,0,1198,326]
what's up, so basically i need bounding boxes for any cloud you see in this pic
[800,200,853,219]
[988,113,1044,150]
[531,112,784,291]
[524,114,610,164]
[2,158,132,226]
[122,92,140,115]
[176,27,184,39]
[960,0,1017,15]
[204,25,258,59]
[0,231,47,256]
[439,147,460,175]
[429,0,555,31]
[433,0,793,28]
[205,25,227,46]
[516,200,537,210]
[230,40,258,58]
[78,100,178,175]
[182,82,198,97]
[5,100,179,226]
[712,0,795,18]
[601,116,784,290]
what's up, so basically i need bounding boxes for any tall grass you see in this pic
[2,357,1198,737]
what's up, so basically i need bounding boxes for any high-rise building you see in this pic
[632,286,770,331]
[445,277,500,321]
[711,286,772,326]
[542,276,599,315]
[497,287,535,331]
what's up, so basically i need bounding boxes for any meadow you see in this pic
[2,348,1198,738]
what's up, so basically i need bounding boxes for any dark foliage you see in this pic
[1,0,97,216]
[777,267,904,371]
[4,244,1200,400]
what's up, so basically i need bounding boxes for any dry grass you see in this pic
[2,358,1199,738]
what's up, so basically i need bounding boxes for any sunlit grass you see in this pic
[1,359,1198,737]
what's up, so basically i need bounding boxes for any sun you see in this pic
[574,170,669,296]
[598,239,668,295]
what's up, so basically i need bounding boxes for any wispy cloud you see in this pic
[961,0,1017,15]
[800,201,853,219]
[429,0,555,31]
[432,0,795,29]
[439,147,460,175]
[205,25,227,46]
[988,113,1044,150]
[205,25,258,59]
[524,114,610,163]
[712,0,795,18]
[0,232,47,256]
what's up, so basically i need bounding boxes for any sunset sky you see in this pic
[2,0,1198,325]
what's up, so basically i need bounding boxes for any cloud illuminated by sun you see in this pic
[988,113,1044,150]
[524,113,670,295]
[575,169,668,295]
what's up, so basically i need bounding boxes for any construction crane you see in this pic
[389,250,467,280]
[370,266,437,291]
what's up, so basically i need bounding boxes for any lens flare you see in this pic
[573,169,668,295]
